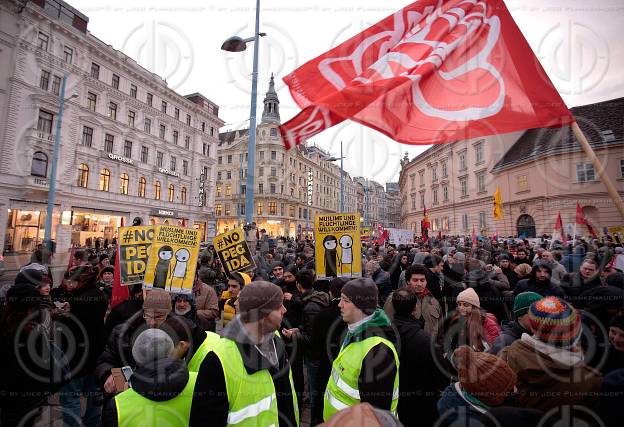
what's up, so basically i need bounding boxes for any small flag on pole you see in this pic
[493,186,503,220]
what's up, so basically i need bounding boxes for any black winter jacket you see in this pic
[489,320,528,355]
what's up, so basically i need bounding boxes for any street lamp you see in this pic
[326,141,345,213]
[43,74,77,252]
[221,0,266,226]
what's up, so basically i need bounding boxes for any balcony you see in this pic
[25,176,49,188]
[27,128,55,143]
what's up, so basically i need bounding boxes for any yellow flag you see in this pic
[493,186,503,220]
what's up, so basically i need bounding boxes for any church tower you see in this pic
[261,73,280,125]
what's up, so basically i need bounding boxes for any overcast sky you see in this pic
[70,0,624,184]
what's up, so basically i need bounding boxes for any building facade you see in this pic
[385,182,401,228]
[0,0,222,255]
[399,98,624,238]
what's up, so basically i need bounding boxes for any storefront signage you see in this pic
[198,172,206,207]
[150,208,177,218]
[307,171,313,206]
[158,167,181,178]
[107,153,134,165]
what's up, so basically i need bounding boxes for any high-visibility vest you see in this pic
[323,336,399,421]
[115,372,197,426]
[213,336,300,426]
[188,331,221,372]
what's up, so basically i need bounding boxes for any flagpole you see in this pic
[572,122,624,221]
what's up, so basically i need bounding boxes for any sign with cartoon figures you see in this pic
[315,213,362,279]
[144,226,200,293]
[118,226,154,286]
[213,228,256,277]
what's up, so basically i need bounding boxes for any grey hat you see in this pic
[132,329,174,366]
[341,278,378,315]
[453,252,466,262]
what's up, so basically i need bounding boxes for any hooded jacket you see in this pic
[514,263,566,298]
[188,316,298,426]
[498,333,603,411]
[295,289,330,357]
[102,358,190,427]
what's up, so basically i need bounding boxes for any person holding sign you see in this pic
[221,272,252,327]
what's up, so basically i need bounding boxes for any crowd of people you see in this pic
[0,231,623,426]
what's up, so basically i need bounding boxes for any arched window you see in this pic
[31,151,48,177]
[99,168,110,191]
[181,187,187,204]
[168,184,175,202]
[138,177,146,197]
[77,163,89,188]
[120,173,129,195]
[154,181,161,200]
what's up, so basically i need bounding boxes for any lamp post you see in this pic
[326,141,345,213]
[364,179,369,228]
[221,0,266,226]
[43,74,77,252]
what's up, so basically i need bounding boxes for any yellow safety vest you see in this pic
[188,331,221,372]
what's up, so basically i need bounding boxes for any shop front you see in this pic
[4,205,60,254]
[217,219,243,235]
[70,208,125,248]
[149,208,188,227]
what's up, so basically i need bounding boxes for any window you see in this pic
[259,167,264,177]
[270,184,276,194]
[138,177,146,197]
[479,212,486,230]
[475,143,484,164]
[31,152,48,177]
[432,166,437,182]
[154,181,161,199]
[146,93,153,106]
[420,193,425,208]
[37,110,53,133]
[433,189,438,205]
[270,167,276,177]
[270,128,277,137]
[186,114,191,125]
[210,127,214,136]
[124,140,132,158]
[181,187,187,204]
[168,184,175,202]
[576,164,596,182]
[202,122,206,132]
[215,204,222,215]
[159,124,166,139]
[186,136,191,149]
[217,172,222,180]
[104,134,114,153]
[87,92,97,112]
[156,151,163,168]
[602,130,615,142]
[40,70,50,90]
[170,156,176,171]
[108,102,117,120]
[258,183,264,194]
[81,126,93,147]
[257,202,263,215]
[174,108,179,120]
[259,151,265,160]
[90,63,100,80]
[144,118,151,133]
[411,197,416,210]
[51,75,61,96]
[271,151,276,160]
[419,171,424,186]
[78,163,89,188]
[161,100,167,113]
[269,201,277,215]
[62,45,73,63]
[218,156,222,165]
[130,84,137,98]
[226,171,232,179]
[442,162,448,178]
[37,32,49,50]
[172,130,178,145]
[225,185,231,196]
[241,185,246,195]
[127,111,136,127]
[99,168,110,191]
[443,186,449,202]
[459,152,467,170]
[120,173,129,194]
[202,143,208,156]
[477,173,486,192]
[460,178,468,197]
[462,213,469,230]
[216,186,221,197]
[227,155,232,164]
[112,74,120,89]
[621,159,624,178]
[517,174,528,192]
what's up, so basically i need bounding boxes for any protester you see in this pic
[365,259,392,306]
[97,266,115,301]
[489,292,542,355]
[191,275,219,331]
[221,271,251,327]
[514,261,566,298]
[512,263,532,281]
[498,254,519,289]
[602,315,624,374]
[560,258,603,299]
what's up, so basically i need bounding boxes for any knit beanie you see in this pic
[528,297,581,348]
[512,292,542,320]
[457,287,480,308]
[132,328,174,366]
[454,346,517,406]
[6,283,41,311]
[609,315,624,331]
[341,278,379,315]
[239,281,284,322]
[15,269,50,288]
[143,288,173,313]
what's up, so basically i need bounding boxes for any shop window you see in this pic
[138,177,146,197]
[168,184,175,202]
[257,202,263,216]
[120,173,129,195]
[181,187,187,204]
[99,168,110,191]
[215,204,222,215]
[78,163,89,188]
[31,151,48,177]
[154,181,161,200]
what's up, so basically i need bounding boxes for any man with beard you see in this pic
[498,254,519,290]
[514,261,566,298]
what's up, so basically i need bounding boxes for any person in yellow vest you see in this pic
[221,271,252,327]
[323,278,400,422]
[189,281,299,426]
[103,328,197,426]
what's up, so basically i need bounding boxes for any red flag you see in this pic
[575,203,598,238]
[555,212,563,233]
[422,206,430,240]
[472,227,478,246]
[111,247,129,309]
[279,0,573,149]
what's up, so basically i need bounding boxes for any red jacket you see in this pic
[483,313,501,345]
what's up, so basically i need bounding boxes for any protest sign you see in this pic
[386,228,414,245]
[144,226,200,293]
[118,226,154,286]
[315,213,362,279]
[213,228,256,277]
